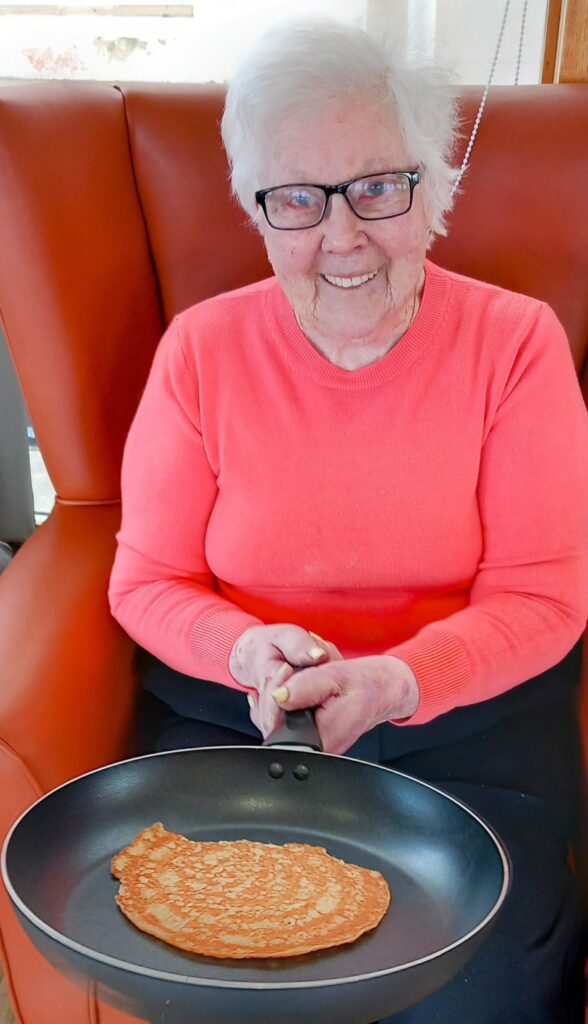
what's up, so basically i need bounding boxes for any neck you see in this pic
[297,273,424,371]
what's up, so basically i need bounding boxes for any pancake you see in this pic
[112,822,390,958]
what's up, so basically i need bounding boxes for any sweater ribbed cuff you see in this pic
[189,607,264,689]
[386,630,472,725]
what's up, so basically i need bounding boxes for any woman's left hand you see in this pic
[255,655,420,754]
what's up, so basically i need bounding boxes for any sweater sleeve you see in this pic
[108,315,263,686]
[388,302,588,724]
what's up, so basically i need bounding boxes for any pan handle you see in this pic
[263,710,323,752]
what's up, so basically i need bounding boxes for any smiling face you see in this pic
[257,97,432,357]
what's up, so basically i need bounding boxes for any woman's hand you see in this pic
[228,624,343,738]
[266,656,420,754]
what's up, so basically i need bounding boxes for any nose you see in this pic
[320,194,368,253]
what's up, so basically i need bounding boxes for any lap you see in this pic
[377,671,585,1022]
[379,782,584,1023]
[139,649,585,1024]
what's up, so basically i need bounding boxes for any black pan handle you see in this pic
[263,709,323,752]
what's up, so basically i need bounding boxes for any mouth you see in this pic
[321,269,379,290]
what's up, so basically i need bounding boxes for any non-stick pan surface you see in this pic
[2,745,509,1024]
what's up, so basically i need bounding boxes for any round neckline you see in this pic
[265,259,449,390]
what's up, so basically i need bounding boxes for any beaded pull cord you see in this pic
[452,0,529,196]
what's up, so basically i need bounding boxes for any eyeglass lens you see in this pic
[264,173,413,228]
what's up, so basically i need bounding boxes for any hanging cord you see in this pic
[451,0,512,196]
[514,0,528,84]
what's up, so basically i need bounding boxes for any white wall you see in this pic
[0,0,548,84]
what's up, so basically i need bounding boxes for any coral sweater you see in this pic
[109,261,588,725]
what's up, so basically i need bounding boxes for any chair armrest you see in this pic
[574,639,588,931]
[0,501,144,1024]
[0,501,139,794]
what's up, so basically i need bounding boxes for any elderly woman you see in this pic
[109,18,588,1024]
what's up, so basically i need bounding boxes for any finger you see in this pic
[272,626,330,668]
[247,691,262,735]
[254,644,308,692]
[229,625,300,689]
[272,663,343,710]
[255,675,271,694]
[250,687,284,739]
[259,659,295,695]
[250,658,291,695]
[308,632,345,663]
[314,703,364,755]
[308,631,325,646]
[263,643,339,694]
[319,640,344,662]
[253,681,356,754]
[262,704,285,739]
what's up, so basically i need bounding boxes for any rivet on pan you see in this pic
[293,765,310,781]
[268,762,285,779]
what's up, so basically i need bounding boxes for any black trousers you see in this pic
[141,643,586,1023]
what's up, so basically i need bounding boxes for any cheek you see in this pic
[382,220,428,269]
[265,237,318,286]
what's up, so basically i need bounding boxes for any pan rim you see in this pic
[1,745,511,992]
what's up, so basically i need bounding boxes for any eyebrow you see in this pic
[271,164,409,185]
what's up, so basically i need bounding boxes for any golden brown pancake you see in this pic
[112,822,390,958]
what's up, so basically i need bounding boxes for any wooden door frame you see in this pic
[542,0,588,82]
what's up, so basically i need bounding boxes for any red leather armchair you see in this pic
[0,82,586,1024]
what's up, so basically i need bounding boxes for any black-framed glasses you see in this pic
[255,170,421,230]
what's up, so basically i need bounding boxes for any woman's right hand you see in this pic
[228,624,342,738]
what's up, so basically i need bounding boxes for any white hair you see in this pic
[221,17,461,239]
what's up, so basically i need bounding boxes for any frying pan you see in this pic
[2,711,509,1024]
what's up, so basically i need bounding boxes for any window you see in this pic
[0,0,549,85]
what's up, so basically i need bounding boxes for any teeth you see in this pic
[323,270,378,289]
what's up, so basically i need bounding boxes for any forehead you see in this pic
[264,98,410,186]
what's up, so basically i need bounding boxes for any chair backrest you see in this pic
[0,82,587,504]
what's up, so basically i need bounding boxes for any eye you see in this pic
[363,181,389,197]
[359,178,408,199]
[263,185,325,227]
[285,189,316,209]
[347,174,413,218]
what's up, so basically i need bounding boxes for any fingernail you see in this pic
[258,678,267,693]
[247,693,256,708]
[309,631,326,646]
[307,646,325,660]
[276,663,291,682]
[272,686,289,705]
